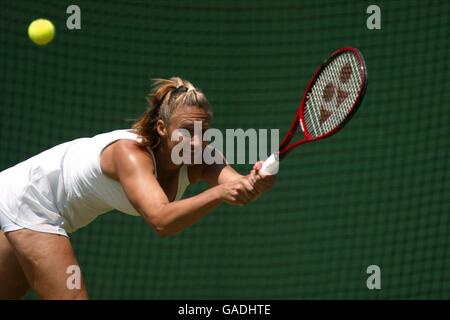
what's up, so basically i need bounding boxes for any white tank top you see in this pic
[0,129,190,233]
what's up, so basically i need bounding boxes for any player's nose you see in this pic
[190,133,202,147]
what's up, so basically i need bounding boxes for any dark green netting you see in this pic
[0,0,448,299]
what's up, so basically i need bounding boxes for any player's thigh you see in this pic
[5,229,88,300]
[0,231,30,299]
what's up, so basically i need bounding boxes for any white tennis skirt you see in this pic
[0,208,24,233]
[0,142,72,237]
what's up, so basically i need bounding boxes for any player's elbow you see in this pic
[155,228,170,238]
[151,218,185,238]
[138,204,171,238]
[152,223,173,238]
[146,216,172,238]
[145,213,174,238]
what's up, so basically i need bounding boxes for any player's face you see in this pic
[165,105,211,165]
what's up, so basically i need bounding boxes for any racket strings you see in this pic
[303,52,362,138]
[325,53,361,132]
[305,59,344,136]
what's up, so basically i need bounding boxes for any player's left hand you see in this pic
[247,161,276,194]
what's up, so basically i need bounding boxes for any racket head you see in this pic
[298,47,368,141]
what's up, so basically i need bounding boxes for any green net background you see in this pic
[0,0,448,299]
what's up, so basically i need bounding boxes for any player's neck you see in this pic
[153,145,182,175]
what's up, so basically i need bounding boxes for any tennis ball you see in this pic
[28,19,55,46]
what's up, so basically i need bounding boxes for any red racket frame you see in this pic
[278,47,368,159]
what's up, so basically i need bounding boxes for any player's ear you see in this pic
[156,119,168,137]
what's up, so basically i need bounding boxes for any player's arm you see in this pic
[200,162,243,186]
[199,147,276,194]
[198,147,243,186]
[110,141,256,237]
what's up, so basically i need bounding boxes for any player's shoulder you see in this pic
[111,140,155,169]
[112,138,142,151]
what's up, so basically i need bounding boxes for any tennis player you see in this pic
[0,77,275,299]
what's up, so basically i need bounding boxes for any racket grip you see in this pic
[260,152,280,175]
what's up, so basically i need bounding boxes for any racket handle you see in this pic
[260,152,280,175]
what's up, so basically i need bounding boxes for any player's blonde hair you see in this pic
[133,77,212,149]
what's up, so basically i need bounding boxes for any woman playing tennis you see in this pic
[0,77,275,299]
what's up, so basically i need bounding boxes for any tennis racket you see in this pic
[260,47,368,175]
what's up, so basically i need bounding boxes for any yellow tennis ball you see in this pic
[28,19,55,46]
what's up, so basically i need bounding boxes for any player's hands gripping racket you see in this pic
[260,47,368,175]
